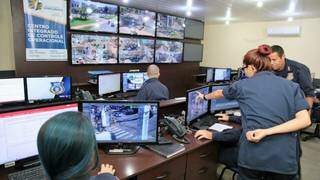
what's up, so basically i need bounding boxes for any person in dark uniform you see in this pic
[37,112,118,180]
[195,45,311,180]
[269,45,314,108]
[134,64,169,100]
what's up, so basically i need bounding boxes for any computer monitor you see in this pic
[210,85,239,112]
[26,76,72,102]
[122,72,149,92]
[186,86,210,125]
[0,78,25,104]
[98,73,121,96]
[0,103,79,165]
[155,40,183,63]
[206,68,214,83]
[79,101,158,144]
[214,68,231,82]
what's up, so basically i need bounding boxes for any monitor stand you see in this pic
[104,144,140,155]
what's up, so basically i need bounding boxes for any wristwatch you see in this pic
[203,94,207,101]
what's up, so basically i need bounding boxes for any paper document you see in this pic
[209,123,233,132]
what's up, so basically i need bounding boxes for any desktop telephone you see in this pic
[80,90,94,101]
[163,116,190,144]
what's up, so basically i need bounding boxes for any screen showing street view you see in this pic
[210,85,239,112]
[119,37,154,64]
[155,40,183,63]
[186,86,209,123]
[70,0,118,33]
[71,33,118,64]
[157,13,185,39]
[119,6,156,36]
[122,72,148,92]
[82,102,158,143]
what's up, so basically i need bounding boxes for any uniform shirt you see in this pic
[275,58,314,98]
[134,78,169,101]
[222,71,309,174]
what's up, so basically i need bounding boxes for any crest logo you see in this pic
[50,82,65,95]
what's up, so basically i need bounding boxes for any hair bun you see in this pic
[258,44,272,56]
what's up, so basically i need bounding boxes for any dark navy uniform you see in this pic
[275,58,314,98]
[134,78,169,101]
[222,71,309,176]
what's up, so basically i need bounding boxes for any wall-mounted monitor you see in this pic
[119,37,155,64]
[119,6,156,37]
[71,33,118,64]
[183,43,203,62]
[0,78,25,104]
[26,76,72,102]
[156,13,185,39]
[70,0,118,33]
[155,40,183,63]
[184,19,204,40]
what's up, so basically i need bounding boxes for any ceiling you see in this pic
[102,0,320,24]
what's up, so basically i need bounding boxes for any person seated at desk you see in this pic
[195,45,311,180]
[134,64,169,101]
[37,112,118,180]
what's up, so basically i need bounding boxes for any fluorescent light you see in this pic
[287,0,297,13]
[257,1,263,8]
[226,7,231,19]
[186,10,192,17]
[225,20,230,25]
[123,0,129,3]
[287,17,293,22]
[187,0,193,8]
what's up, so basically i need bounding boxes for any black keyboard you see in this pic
[192,115,218,130]
[8,166,46,180]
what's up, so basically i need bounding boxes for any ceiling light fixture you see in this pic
[186,10,192,17]
[123,0,129,3]
[287,17,293,22]
[226,7,231,19]
[257,1,263,8]
[186,0,193,8]
[287,0,297,13]
[225,20,230,25]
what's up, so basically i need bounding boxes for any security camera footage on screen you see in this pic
[186,87,209,123]
[210,85,239,112]
[82,102,158,143]
[119,6,156,36]
[119,37,154,64]
[70,0,118,33]
[26,77,71,102]
[122,73,149,92]
[71,34,118,64]
[157,13,185,39]
[155,40,183,63]
[214,68,231,82]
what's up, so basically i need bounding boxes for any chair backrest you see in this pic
[311,104,320,123]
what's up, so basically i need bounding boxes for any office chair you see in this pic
[302,103,320,141]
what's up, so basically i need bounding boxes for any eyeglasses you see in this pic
[241,64,248,71]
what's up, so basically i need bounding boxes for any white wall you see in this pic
[201,18,320,78]
[0,0,15,70]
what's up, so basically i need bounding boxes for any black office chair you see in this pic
[217,142,239,180]
[302,103,320,141]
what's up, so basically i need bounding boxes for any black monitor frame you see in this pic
[97,73,122,96]
[78,100,159,145]
[185,85,210,126]
[122,72,148,92]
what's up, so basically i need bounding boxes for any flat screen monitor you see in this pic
[80,101,158,144]
[184,19,204,40]
[26,76,72,102]
[183,43,203,62]
[156,13,185,39]
[206,68,214,83]
[71,33,118,65]
[70,0,118,33]
[119,6,156,37]
[0,103,79,165]
[119,37,154,64]
[210,85,239,112]
[122,72,148,92]
[155,40,183,63]
[98,73,121,96]
[186,86,210,124]
[0,78,25,104]
[214,68,231,82]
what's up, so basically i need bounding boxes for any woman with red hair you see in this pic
[195,45,311,179]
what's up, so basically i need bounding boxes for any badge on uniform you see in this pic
[286,72,294,81]
[50,82,65,95]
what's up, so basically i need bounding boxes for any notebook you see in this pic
[209,123,233,132]
[146,143,185,158]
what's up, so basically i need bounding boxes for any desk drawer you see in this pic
[186,143,218,180]
[137,155,187,180]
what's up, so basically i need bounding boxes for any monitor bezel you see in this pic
[97,73,122,96]
[0,101,79,167]
[122,72,147,92]
[209,83,240,113]
[78,100,159,145]
[25,76,73,103]
[185,85,210,126]
[213,68,232,82]
[0,77,26,105]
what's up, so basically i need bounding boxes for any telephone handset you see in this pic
[80,90,94,101]
[163,116,190,144]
